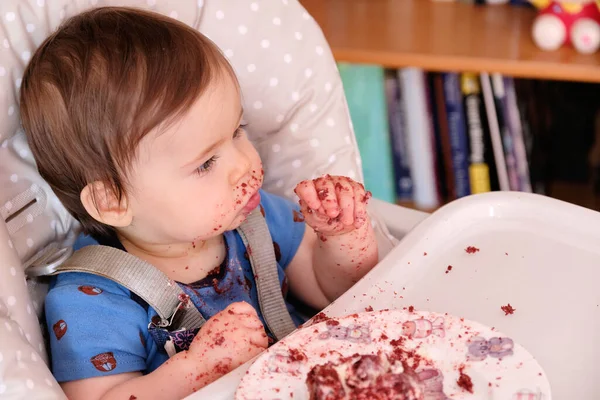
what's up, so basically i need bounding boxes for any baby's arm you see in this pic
[62,302,268,400]
[61,353,198,400]
[287,175,378,305]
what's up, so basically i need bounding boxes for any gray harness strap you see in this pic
[237,208,297,340]
[51,208,296,340]
[51,244,205,331]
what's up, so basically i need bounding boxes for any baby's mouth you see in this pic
[241,190,261,214]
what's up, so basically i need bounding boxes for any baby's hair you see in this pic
[20,6,236,236]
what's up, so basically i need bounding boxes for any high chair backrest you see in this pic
[0,1,394,398]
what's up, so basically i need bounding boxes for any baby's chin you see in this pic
[226,213,250,231]
[202,203,257,236]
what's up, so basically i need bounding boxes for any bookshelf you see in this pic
[300,0,600,84]
[300,0,600,213]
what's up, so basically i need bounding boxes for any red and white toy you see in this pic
[530,0,600,53]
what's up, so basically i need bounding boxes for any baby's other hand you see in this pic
[294,174,372,237]
[189,301,268,379]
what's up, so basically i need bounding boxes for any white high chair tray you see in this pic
[190,191,600,399]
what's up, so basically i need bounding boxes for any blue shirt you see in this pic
[45,190,306,382]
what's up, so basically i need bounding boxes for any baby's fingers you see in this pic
[335,178,355,226]
[314,176,339,218]
[247,329,269,350]
[294,180,321,210]
[225,301,258,317]
[352,182,372,229]
[299,199,329,225]
[239,314,265,330]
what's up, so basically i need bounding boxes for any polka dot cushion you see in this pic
[0,221,62,398]
[0,1,397,398]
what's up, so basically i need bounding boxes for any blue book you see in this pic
[442,73,471,198]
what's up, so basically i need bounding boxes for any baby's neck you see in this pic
[117,233,226,284]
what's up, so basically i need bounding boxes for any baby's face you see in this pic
[124,74,263,245]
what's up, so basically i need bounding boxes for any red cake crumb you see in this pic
[317,188,329,200]
[457,365,473,393]
[408,306,414,313]
[214,334,225,346]
[445,265,453,274]
[310,312,331,325]
[465,246,480,254]
[129,396,137,400]
[306,363,346,399]
[289,348,307,362]
[364,306,374,312]
[501,304,516,315]
[388,337,426,371]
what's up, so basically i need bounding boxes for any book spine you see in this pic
[432,73,456,201]
[442,72,471,197]
[480,72,510,191]
[503,76,532,192]
[398,67,440,209]
[461,73,491,193]
[384,71,413,201]
[492,73,520,191]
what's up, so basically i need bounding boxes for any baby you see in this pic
[19,7,378,400]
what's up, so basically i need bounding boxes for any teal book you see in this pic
[337,63,396,203]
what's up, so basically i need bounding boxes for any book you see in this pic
[431,73,456,201]
[398,67,440,209]
[491,73,520,191]
[441,72,471,198]
[338,63,396,203]
[384,70,414,202]
[503,76,532,192]
[480,72,510,191]
[461,72,493,193]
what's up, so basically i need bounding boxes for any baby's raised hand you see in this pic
[294,174,372,237]
[188,301,268,383]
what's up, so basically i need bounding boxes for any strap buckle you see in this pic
[25,246,74,277]
[150,293,191,330]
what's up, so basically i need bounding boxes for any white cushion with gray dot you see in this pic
[0,0,420,398]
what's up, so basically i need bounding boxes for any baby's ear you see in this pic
[80,181,133,228]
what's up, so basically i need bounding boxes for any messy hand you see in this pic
[294,174,372,237]
[189,302,268,382]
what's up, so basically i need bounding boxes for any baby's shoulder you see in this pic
[49,271,131,298]
[45,271,150,323]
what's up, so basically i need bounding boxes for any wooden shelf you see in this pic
[300,0,600,83]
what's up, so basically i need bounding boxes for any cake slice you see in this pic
[306,353,424,400]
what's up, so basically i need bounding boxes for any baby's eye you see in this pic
[196,155,219,175]
[234,123,248,139]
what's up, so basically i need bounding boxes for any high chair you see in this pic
[0,1,428,398]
